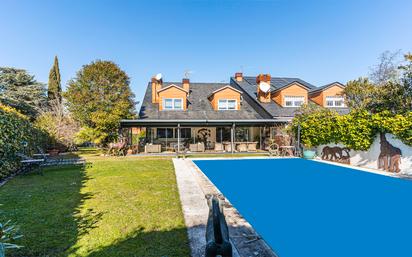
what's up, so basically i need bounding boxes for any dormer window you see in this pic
[218,99,237,110]
[284,96,304,107]
[163,98,183,110]
[326,96,345,107]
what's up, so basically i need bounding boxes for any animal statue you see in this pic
[378,133,401,173]
[197,128,211,144]
[340,148,351,164]
[107,139,127,156]
[321,146,351,163]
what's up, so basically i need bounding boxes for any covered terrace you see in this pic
[120,119,299,155]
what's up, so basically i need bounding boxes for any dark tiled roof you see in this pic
[243,76,316,92]
[309,82,345,94]
[138,82,267,120]
[230,77,301,117]
[231,76,349,117]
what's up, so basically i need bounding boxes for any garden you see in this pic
[0,152,190,257]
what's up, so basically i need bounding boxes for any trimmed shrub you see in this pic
[0,104,48,180]
[292,105,412,151]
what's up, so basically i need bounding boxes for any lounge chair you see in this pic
[16,153,45,175]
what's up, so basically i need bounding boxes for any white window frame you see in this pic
[218,99,237,110]
[325,96,345,107]
[163,98,183,110]
[284,96,305,107]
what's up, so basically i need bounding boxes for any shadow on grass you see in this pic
[85,227,189,257]
[0,163,102,257]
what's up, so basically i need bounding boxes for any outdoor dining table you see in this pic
[280,145,295,156]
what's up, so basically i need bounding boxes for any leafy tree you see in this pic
[343,78,376,111]
[0,67,46,119]
[47,56,62,102]
[65,60,136,144]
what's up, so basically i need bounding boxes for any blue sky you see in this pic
[1,0,411,104]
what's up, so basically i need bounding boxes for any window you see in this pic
[284,96,305,107]
[218,99,237,110]
[157,128,191,139]
[326,96,345,107]
[157,128,174,138]
[174,128,191,138]
[216,127,231,142]
[163,98,183,110]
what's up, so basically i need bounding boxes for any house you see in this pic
[120,73,348,153]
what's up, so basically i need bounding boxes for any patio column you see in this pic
[177,123,181,153]
[231,123,235,154]
[297,123,301,156]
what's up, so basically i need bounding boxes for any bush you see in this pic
[292,104,340,148]
[292,105,412,151]
[0,104,48,181]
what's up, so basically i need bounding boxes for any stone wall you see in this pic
[316,133,412,175]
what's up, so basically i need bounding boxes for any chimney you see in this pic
[235,72,243,82]
[256,74,271,103]
[182,78,190,93]
[151,77,162,103]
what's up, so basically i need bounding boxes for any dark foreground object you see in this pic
[205,195,232,257]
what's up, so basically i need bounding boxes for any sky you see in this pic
[1,0,411,106]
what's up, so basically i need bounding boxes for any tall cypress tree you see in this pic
[48,56,61,102]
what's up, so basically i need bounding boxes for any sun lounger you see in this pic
[16,153,45,175]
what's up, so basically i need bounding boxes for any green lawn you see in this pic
[0,156,190,257]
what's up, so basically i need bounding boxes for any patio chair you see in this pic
[174,144,188,159]
[223,142,234,152]
[16,153,45,175]
[214,143,224,152]
[189,142,205,152]
[280,145,295,157]
[247,142,258,152]
[145,143,162,153]
[236,142,248,152]
[268,143,280,156]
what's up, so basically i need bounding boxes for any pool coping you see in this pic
[311,158,412,180]
[173,157,280,257]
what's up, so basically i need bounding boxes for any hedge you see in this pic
[0,104,48,181]
[291,107,412,151]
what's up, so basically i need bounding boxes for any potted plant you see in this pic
[0,216,23,257]
[302,143,316,159]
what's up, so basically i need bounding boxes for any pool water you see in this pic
[194,158,412,257]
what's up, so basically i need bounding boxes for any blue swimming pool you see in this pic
[194,158,412,257]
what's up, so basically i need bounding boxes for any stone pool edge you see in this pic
[173,157,280,257]
[311,158,412,180]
